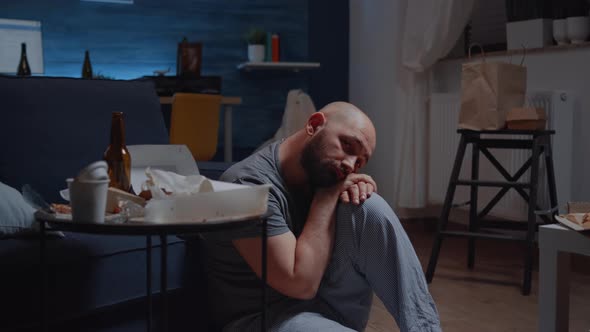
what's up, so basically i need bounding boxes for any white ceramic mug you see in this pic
[553,19,568,45]
[566,16,590,44]
[67,178,109,223]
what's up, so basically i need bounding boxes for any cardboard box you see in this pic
[506,107,546,130]
[568,201,590,213]
[506,19,553,50]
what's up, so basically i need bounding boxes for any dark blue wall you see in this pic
[2,0,348,161]
[308,0,349,110]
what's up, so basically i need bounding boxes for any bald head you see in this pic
[319,102,376,151]
[280,101,377,188]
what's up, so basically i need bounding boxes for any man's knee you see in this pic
[336,193,401,231]
[359,193,394,216]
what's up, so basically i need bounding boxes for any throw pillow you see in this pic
[0,181,36,236]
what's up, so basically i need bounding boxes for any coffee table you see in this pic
[538,224,590,332]
[36,211,270,332]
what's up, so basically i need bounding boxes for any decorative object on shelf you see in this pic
[245,27,266,62]
[177,37,202,78]
[552,19,568,45]
[271,33,280,62]
[566,16,590,43]
[506,19,553,49]
[564,0,590,43]
[17,43,31,76]
[505,0,553,49]
[265,32,272,61]
[81,50,93,79]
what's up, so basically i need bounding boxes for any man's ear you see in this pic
[306,112,326,136]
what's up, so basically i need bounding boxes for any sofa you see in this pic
[0,76,225,331]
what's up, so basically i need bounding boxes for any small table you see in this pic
[37,211,269,332]
[159,96,242,162]
[426,129,558,295]
[538,224,590,332]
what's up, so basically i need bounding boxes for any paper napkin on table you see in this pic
[144,167,213,199]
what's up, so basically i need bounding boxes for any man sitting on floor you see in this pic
[202,101,441,331]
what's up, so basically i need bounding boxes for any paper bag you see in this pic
[459,48,527,130]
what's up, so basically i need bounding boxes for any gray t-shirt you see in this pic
[202,141,309,329]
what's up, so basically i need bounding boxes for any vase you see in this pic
[553,19,568,45]
[247,44,265,62]
[566,16,590,44]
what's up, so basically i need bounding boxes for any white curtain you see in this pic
[393,0,474,208]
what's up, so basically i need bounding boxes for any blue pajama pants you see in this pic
[224,194,441,332]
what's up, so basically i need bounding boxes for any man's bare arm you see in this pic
[233,186,338,299]
[232,173,374,299]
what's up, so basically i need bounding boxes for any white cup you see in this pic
[566,16,590,44]
[553,19,568,45]
[67,178,110,223]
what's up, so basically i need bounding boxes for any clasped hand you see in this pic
[338,173,377,205]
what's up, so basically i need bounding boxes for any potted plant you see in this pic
[245,27,266,62]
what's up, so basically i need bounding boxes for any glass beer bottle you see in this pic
[103,112,132,192]
[81,50,93,79]
[17,43,31,76]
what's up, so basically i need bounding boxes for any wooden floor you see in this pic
[365,219,590,332]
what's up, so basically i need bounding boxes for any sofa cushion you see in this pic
[0,181,36,236]
[0,76,169,203]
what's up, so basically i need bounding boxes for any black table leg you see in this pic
[468,141,480,269]
[160,234,168,332]
[147,236,152,332]
[544,140,559,216]
[40,221,47,332]
[523,137,541,295]
[426,134,468,282]
[262,217,268,332]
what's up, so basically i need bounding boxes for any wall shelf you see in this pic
[237,61,320,72]
[442,41,590,62]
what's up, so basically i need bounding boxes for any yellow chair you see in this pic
[169,93,222,161]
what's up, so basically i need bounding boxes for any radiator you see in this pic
[428,91,574,220]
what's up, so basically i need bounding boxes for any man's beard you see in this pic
[300,132,339,188]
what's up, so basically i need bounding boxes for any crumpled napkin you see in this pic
[144,167,213,199]
[139,168,271,224]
